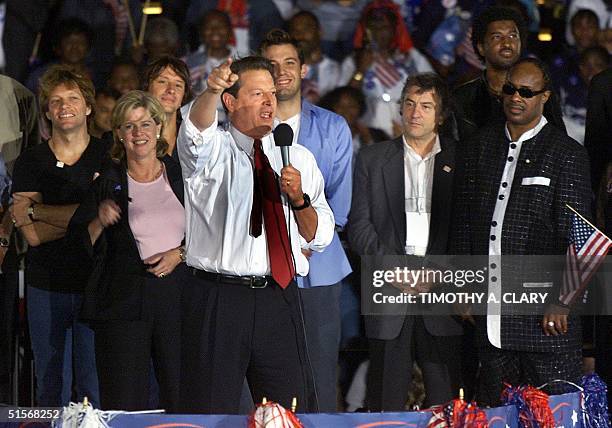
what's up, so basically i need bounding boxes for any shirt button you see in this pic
[490,235,496,241]
[508,156,514,162]
[491,221,497,227]
[490,263,497,269]
[498,194,505,200]
[510,143,517,149]
[491,276,498,282]
[502,182,508,188]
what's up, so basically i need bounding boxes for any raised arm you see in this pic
[189,58,239,131]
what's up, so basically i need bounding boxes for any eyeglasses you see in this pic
[502,83,547,99]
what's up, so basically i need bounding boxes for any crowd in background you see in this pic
[0,0,610,414]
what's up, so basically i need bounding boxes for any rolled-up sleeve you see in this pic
[177,101,220,179]
[302,152,335,252]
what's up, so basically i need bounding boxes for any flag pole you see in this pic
[138,0,150,46]
[565,203,611,239]
[122,0,139,47]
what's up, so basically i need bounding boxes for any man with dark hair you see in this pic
[451,57,591,406]
[288,11,341,103]
[260,29,352,412]
[349,72,462,411]
[177,55,334,414]
[143,56,192,158]
[453,6,565,142]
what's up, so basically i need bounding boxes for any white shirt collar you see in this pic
[230,125,271,157]
[504,115,548,143]
[402,134,442,161]
[274,113,301,146]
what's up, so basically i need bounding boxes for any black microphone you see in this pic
[273,123,293,167]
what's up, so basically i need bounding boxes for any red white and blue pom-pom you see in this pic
[502,383,555,428]
[580,373,610,428]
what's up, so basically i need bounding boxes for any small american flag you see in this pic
[560,211,612,305]
[456,28,485,71]
[373,57,402,89]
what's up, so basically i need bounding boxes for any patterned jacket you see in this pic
[451,122,591,351]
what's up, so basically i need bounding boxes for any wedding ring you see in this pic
[11,218,16,224]
[159,272,166,278]
[547,321,555,327]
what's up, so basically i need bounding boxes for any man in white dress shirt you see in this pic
[177,55,334,414]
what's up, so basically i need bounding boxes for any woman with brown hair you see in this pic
[71,90,186,411]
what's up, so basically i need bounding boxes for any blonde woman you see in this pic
[72,90,186,411]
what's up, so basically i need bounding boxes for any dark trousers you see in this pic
[94,264,185,412]
[179,273,312,414]
[367,316,462,411]
[0,261,18,404]
[299,282,342,412]
[477,341,582,407]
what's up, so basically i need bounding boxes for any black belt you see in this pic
[191,268,271,288]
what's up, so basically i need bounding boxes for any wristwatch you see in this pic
[178,246,186,262]
[0,237,9,247]
[27,205,35,221]
[291,193,311,211]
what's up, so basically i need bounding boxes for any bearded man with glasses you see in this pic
[451,57,591,406]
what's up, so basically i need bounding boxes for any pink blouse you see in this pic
[127,170,185,260]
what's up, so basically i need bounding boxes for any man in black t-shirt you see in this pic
[10,66,109,407]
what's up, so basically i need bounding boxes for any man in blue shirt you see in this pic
[261,29,353,412]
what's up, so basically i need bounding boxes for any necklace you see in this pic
[127,160,164,183]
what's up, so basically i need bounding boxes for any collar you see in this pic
[504,116,548,143]
[481,69,507,97]
[230,125,262,157]
[274,112,300,127]
[402,134,442,162]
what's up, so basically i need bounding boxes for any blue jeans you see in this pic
[27,286,99,406]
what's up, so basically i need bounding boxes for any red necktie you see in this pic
[250,139,296,288]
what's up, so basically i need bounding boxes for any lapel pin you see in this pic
[525,159,530,164]
[443,165,452,173]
